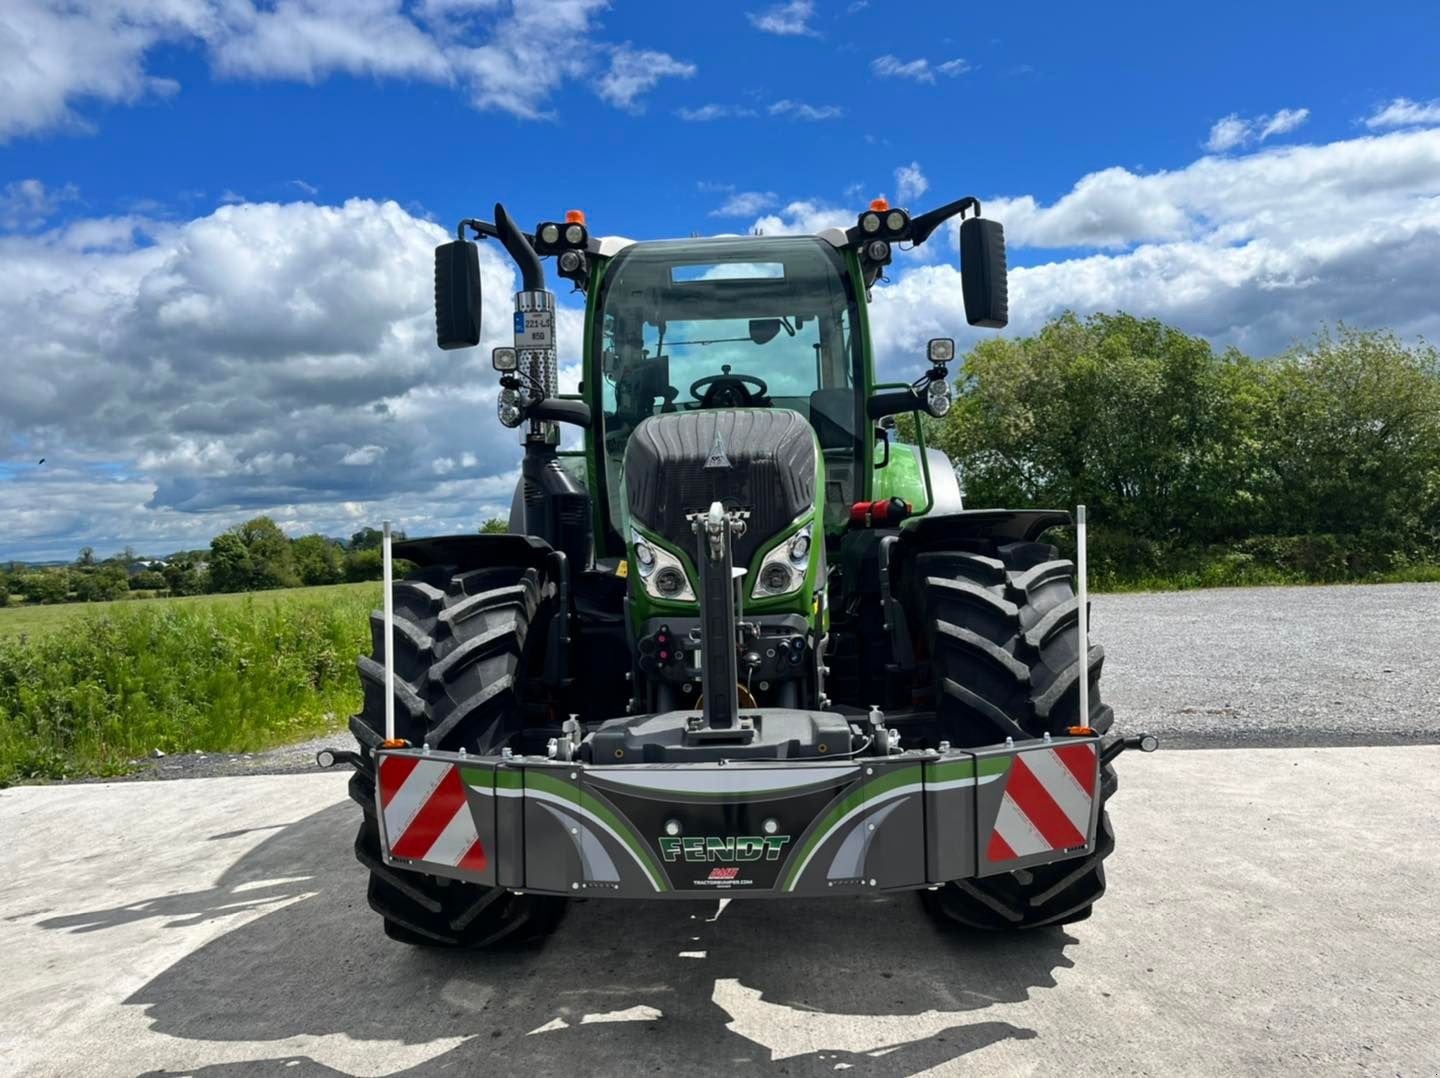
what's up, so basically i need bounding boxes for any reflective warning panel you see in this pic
[974,740,1099,876]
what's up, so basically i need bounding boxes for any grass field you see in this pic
[0,583,379,785]
[0,582,375,638]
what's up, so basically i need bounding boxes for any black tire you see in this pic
[907,539,1117,930]
[347,563,567,947]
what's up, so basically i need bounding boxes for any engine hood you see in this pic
[623,408,818,570]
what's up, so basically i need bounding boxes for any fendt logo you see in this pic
[658,835,792,863]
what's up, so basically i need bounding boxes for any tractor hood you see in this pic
[624,409,817,573]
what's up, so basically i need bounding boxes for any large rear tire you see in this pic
[907,538,1117,930]
[347,563,567,947]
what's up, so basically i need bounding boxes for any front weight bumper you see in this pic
[362,732,1138,898]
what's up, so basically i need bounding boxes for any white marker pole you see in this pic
[1076,505,1090,732]
[382,519,395,744]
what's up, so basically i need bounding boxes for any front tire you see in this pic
[347,563,566,947]
[907,538,1117,930]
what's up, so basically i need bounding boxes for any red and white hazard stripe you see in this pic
[987,742,1096,863]
[378,755,487,872]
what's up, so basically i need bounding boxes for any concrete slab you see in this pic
[2,747,1437,1076]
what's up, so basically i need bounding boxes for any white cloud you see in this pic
[750,199,855,236]
[1205,107,1309,152]
[871,55,969,83]
[0,0,687,139]
[207,0,451,83]
[595,44,696,112]
[677,104,755,121]
[0,179,80,230]
[289,179,319,196]
[341,445,385,465]
[894,162,928,204]
[769,99,843,121]
[872,127,1440,370]
[746,0,818,37]
[1364,97,1440,130]
[711,192,779,217]
[0,196,557,557]
[743,128,1440,378]
[9,128,1440,557]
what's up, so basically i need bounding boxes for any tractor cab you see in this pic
[592,235,866,539]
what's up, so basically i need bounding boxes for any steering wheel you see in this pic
[689,365,770,408]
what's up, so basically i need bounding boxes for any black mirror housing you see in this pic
[959,218,1008,328]
[435,240,483,349]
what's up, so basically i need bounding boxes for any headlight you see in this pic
[564,223,585,245]
[925,377,951,417]
[630,527,695,602]
[498,386,522,427]
[753,524,812,599]
[558,249,583,273]
[759,563,793,593]
[865,239,890,262]
[860,212,881,234]
[539,223,560,245]
[654,566,688,597]
[885,210,907,233]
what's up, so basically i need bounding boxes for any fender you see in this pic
[898,508,1071,551]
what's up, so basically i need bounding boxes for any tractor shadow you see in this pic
[42,798,1077,1077]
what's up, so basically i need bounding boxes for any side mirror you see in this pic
[435,240,482,349]
[959,218,1008,328]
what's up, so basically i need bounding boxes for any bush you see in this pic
[932,315,1440,582]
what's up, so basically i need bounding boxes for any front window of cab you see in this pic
[592,236,865,540]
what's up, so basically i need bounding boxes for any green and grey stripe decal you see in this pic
[779,765,924,892]
[478,768,669,892]
[778,757,1010,892]
[925,756,1011,790]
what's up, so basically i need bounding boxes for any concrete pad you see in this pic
[2,747,1437,1076]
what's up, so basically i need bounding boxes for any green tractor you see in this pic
[341,194,1154,947]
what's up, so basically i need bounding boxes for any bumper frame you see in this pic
[371,734,1107,898]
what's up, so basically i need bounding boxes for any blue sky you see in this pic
[2,0,1440,560]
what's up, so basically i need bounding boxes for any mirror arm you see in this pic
[867,389,922,420]
[527,398,593,429]
[909,196,980,247]
[458,217,537,247]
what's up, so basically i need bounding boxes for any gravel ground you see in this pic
[109,580,1440,781]
[1096,581,1440,748]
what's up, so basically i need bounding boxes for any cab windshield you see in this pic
[592,236,865,537]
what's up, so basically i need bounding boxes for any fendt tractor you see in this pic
[333,193,1156,947]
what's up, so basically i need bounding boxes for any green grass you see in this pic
[0,583,379,785]
[0,583,374,638]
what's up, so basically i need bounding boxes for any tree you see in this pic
[24,569,72,604]
[74,564,128,602]
[206,517,301,592]
[1259,326,1440,537]
[350,526,406,551]
[343,547,383,582]
[293,534,344,586]
[163,555,206,596]
[479,517,508,534]
[130,569,167,591]
[75,546,95,567]
[207,532,255,593]
[933,312,1269,544]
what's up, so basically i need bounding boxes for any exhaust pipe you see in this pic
[494,202,544,291]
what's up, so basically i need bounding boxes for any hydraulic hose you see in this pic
[494,202,545,291]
